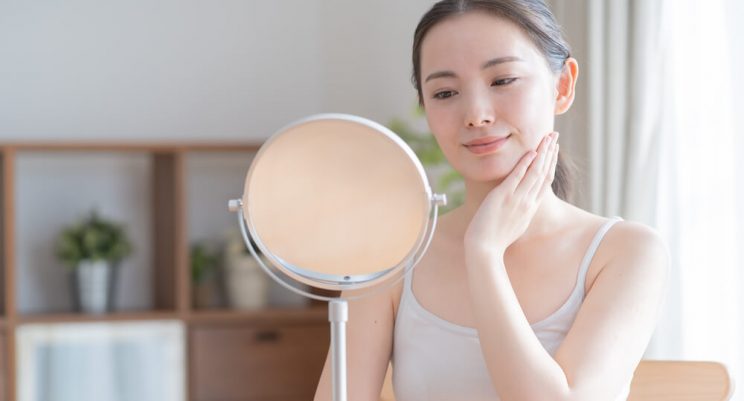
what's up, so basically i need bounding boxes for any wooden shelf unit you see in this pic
[0,328,5,401]
[1,148,13,322]
[0,142,330,401]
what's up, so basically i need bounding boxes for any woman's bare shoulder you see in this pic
[558,205,669,290]
[590,217,670,291]
[603,219,669,261]
[564,204,668,262]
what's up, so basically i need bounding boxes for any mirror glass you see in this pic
[242,114,432,289]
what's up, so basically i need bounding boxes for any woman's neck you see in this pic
[444,177,568,246]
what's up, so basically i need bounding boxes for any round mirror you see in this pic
[237,113,440,293]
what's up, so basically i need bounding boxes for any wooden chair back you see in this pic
[628,360,733,401]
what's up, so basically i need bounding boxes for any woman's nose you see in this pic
[464,92,495,128]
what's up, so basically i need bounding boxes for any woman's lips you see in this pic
[464,134,511,154]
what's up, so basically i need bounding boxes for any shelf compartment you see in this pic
[15,319,185,401]
[189,320,329,401]
[184,151,256,311]
[14,151,159,315]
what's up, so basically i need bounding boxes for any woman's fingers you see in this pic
[515,132,555,196]
[505,149,537,192]
[532,137,559,200]
[530,132,559,198]
[536,132,556,172]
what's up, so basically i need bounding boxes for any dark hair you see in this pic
[412,0,575,202]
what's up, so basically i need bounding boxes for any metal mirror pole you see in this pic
[329,299,348,401]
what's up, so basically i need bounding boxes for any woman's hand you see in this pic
[463,131,560,257]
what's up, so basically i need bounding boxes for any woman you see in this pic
[315,1,669,400]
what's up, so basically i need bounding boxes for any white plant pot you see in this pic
[74,259,116,314]
[225,255,269,310]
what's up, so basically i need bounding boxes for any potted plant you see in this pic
[190,242,221,308]
[55,210,132,314]
[388,105,465,213]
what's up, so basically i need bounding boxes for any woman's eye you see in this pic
[492,77,517,86]
[433,90,457,100]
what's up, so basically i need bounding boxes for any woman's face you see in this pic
[419,11,560,182]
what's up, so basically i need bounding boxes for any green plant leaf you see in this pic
[191,243,219,283]
[55,209,133,268]
[388,106,465,212]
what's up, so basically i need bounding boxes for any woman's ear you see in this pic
[554,57,579,115]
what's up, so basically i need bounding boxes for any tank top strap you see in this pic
[403,216,623,311]
[576,216,624,294]
[404,265,418,300]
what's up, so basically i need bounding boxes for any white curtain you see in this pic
[548,0,671,218]
[553,0,744,398]
[653,0,744,394]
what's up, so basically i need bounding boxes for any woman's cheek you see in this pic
[426,108,458,150]
[512,87,554,147]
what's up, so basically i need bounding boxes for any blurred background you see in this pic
[1,0,743,400]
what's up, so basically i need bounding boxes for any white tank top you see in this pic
[392,216,629,401]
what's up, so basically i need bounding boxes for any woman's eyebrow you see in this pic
[424,56,524,83]
[482,56,523,69]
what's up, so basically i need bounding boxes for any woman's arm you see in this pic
[466,222,669,401]
[313,282,401,401]
[463,132,669,400]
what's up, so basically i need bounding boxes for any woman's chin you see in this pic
[462,170,510,185]
[451,157,518,185]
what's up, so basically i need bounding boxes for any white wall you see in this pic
[317,0,433,123]
[0,0,432,141]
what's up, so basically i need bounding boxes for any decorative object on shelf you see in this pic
[223,229,270,309]
[388,104,464,213]
[55,209,132,314]
[190,242,222,308]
